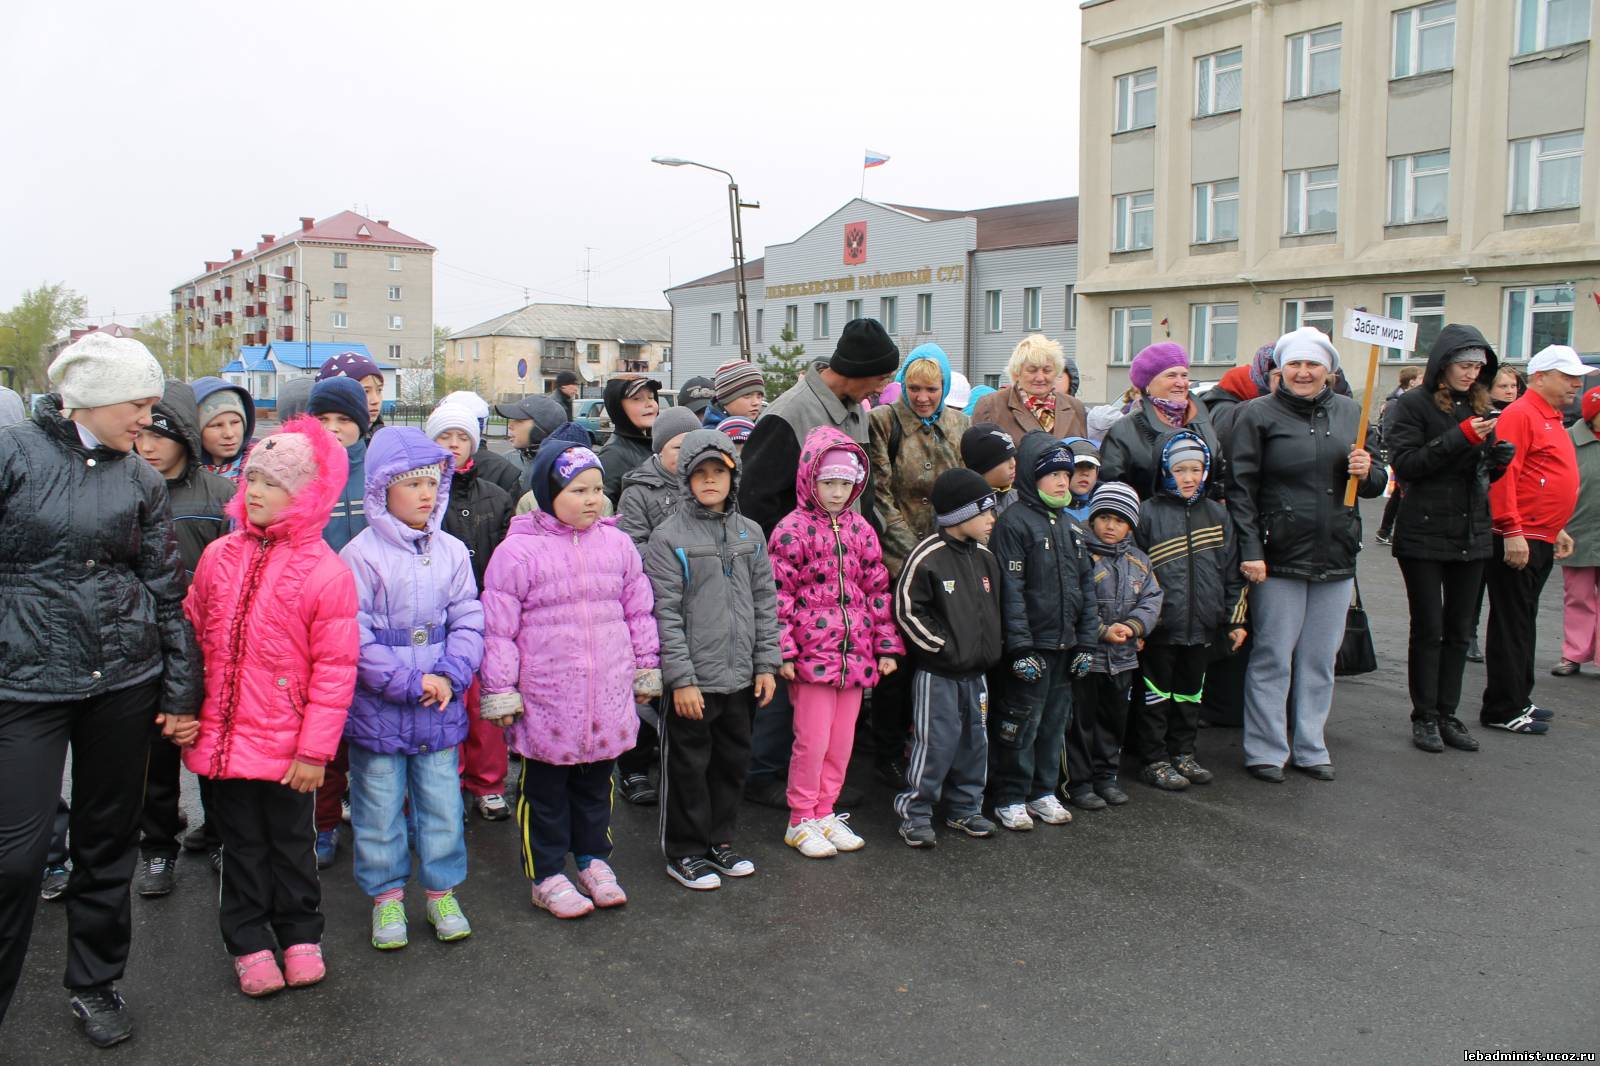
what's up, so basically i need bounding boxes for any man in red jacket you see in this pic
[1483,345,1598,733]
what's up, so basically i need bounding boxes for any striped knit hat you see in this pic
[714,360,766,405]
[388,463,443,487]
[719,415,755,443]
[1088,482,1141,527]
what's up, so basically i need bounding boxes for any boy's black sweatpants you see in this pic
[207,778,323,957]
[1133,643,1210,765]
[517,758,615,883]
[1063,669,1134,794]
[661,690,751,860]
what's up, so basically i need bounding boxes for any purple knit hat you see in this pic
[1128,342,1189,393]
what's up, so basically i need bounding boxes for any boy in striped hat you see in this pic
[702,360,766,429]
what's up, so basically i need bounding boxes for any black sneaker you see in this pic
[704,844,755,877]
[1139,761,1190,791]
[665,856,721,890]
[875,757,908,789]
[944,813,996,838]
[1066,789,1108,811]
[1484,709,1549,734]
[1172,753,1214,784]
[1530,704,1555,722]
[898,822,937,848]
[619,773,658,806]
[70,985,133,1048]
[207,848,223,875]
[135,856,176,898]
[40,864,69,901]
[1411,719,1445,753]
[1094,781,1130,806]
[1439,716,1480,752]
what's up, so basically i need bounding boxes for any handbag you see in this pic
[1334,581,1377,676]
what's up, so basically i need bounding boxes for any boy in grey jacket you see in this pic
[643,431,781,891]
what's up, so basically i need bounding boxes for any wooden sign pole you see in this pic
[1345,342,1382,507]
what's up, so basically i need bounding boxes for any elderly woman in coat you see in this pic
[971,334,1088,445]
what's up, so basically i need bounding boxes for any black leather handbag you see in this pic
[1334,582,1377,677]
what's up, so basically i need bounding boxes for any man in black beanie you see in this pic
[739,318,899,807]
[554,369,580,418]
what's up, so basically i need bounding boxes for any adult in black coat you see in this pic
[1100,343,1224,500]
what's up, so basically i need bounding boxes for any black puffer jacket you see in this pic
[1385,324,1505,563]
[1099,395,1224,500]
[473,442,524,497]
[597,378,653,505]
[1227,382,1388,582]
[0,396,200,710]
[989,431,1100,656]
[152,380,235,586]
[444,459,513,591]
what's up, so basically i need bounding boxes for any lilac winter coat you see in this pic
[339,427,484,756]
[480,510,660,766]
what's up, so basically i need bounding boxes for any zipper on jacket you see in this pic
[832,515,851,689]
[575,529,596,762]
[1184,504,1197,641]
[215,536,272,777]
[1048,513,1066,650]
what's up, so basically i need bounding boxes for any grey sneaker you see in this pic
[898,822,937,848]
[135,856,177,897]
[425,892,472,942]
[371,898,408,950]
[944,813,997,838]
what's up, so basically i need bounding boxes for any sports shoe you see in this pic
[1025,795,1072,825]
[1439,716,1480,751]
[233,949,285,997]
[619,773,658,805]
[370,898,409,949]
[784,820,838,859]
[665,856,722,890]
[576,859,629,906]
[532,873,596,916]
[1412,719,1445,753]
[136,855,176,897]
[474,793,510,821]
[1095,781,1130,805]
[995,803,1034,831]
[945,813,996,838]
[70,985,133,1048]
[40,864,69,901]
[818,813,865,851]
[1066,789,1108,811]
[425,892,472,941]
[340,796,352,823]
[1484,709,1549,734]
[314,829,339,869]
[1530,704,1555,722]
[282,943,325,988]
[207,848,223,875]
[1172,753,1214,784]
[1139,761,1191,791]
[898,822,937,848]
[706,843,757,876]
[1375,531,1392,545]
[1551,659,1581,677]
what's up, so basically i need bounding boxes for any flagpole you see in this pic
[860,164,866,201]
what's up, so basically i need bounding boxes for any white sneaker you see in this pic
[784,820,838,859]
[1026,795,1072,825]
[817,813,865,852]
[995,803,1035,831]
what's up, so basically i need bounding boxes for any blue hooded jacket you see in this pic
[898,343,952,426]
[191,376,258,467]
[322,435,368,551]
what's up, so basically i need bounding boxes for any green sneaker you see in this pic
[371,898,408,950]
[426,892,472,942]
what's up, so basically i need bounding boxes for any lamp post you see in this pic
[652,156,759,361]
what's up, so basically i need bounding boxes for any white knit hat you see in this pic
[426,402,482,453]
[1272,326,1341,373]
[439,390,490,427]
[48,332,165,411]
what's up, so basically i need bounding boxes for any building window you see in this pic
[1195,47,1243,117]
[388,344,401,360]
[1388,151,1450,224]
[1509,132,1583,212]
[333,282,348,299]
[1111,306,1153,365]
[1384,293,1447,361]
[1503,284,1575,361]
[880,296,898,334]
[784,305,798,336]
[733,310,743,348]
[473,341,481,361]
[846,298,862,322]
[387,286,402,301]
[1024,287,1042,331]
[333,252,348,269]
[388,255,402,271]
[1393,1,1456,78]
[983,374,1002,389]
[1115,68,1158,132]
[1065,285,1077,330]
[1285,166,1340,234]
[456,343,465,363]
[1286,25,1341,98]
[1282,298,1335,338]
[985,290,1003,332]
[332,311,348,329]
[813,302,830,339]
[1193,179,1240,243]
[1191,303,1239,365]
[710,313,722,346]
[587,343,600,363]
[1516,0,1590,55]
[389,314,404,330]
[1113,191,1155,251]
[755,308,764,344]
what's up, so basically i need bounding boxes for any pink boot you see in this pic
[234,950,285,997]
[575,859,628,908]
[282,943,325,988]
[530,874,594,919]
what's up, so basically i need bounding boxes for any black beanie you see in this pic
[932,468,999,528]
[829,318,900,378]
[555,370,579,388]
[960,422,1016,475]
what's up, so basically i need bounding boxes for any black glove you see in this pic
[1010,654,1045,684]
[1070,651,1093,678]
[1488,439,1516,479]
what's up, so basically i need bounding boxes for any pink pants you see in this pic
[786,682,863,824]
[458,678,508,796]
[1561,566,1600,666]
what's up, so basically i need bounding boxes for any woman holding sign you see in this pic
[1226,327,1387,783]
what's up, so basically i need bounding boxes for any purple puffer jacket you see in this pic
[768,426,903,688]
[339,427,484,756]
[480,510,659,765]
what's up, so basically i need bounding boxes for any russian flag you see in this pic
[864,149,890,169]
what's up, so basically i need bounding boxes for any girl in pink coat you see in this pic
[184,416,359,997]
[479,442,661,919]
[769,426,904,857]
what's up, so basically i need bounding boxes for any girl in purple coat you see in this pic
[480,442,662,919]
[769,426,904,858]
[339,428,484,950]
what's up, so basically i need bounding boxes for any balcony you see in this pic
[539,352,576,375]
[224,311,233,324]
[277,325,294,341]
[280,295,293,312]
[282,265,293,282]
[213,313,223,326]
[256,301,267,317]
[224,285,233,299]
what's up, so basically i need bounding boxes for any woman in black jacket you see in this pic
[1385,324,1510,754]
[1099,342,1223,500]
[1227,328,1387,783]
[0,334,198,1047]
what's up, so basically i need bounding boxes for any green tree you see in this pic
[758,324,807,397]
[1,282,87,391]
[135,313,180,378]
[432,323,452,396]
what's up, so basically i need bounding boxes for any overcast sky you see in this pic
[2,0,1080,332]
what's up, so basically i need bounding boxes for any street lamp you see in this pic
[652,156,759,361]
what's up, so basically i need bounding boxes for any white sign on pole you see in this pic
[1342,309,1417,352]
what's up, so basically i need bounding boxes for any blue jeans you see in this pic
[347,745,467,897]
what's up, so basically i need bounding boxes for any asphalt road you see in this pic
[7,498,1598,1064]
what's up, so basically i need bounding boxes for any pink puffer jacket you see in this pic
[184,417,360,781]
[768,426,903,688]
[480,510,659,766]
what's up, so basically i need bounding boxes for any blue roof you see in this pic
[263,341,395,371]
[222,345,273,374]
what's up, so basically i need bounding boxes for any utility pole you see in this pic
[582,247,596,307]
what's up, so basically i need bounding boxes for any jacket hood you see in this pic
[1158,429,1211,504]
[363,426,454,546]
[622,454,675,493]
[1013,429,1063,513]
[1424,323,1499,392]
[603,377,654,441]
[675,429,740,508]
[191,376,258,462]
[794,424,867,515]
[227,415,349,542]
[523,421,593,500]
[0,385,25,428]
[897,343,953,424]
[964,384,997,415]
[153,379,205,473]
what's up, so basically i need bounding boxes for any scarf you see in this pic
[204,453,245,483]
[1022,389,1057,434]
[1149,396,1189,427]
[1038,487,1069,510]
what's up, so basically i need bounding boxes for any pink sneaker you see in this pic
[575,859,628,908]
[531,874,594,919]
[282,943,325,988]
[233,949,285,997]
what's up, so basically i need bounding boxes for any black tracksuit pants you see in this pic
[141,730,185,859]
[517,758,615,883]
[661,690,751,861]
[207,778,323,956]
[1482,537,1557,725]
[1134,644,1209,765]
[1398,557,1486,721]
[1063,670,1133,794]
[0,680,158,1025]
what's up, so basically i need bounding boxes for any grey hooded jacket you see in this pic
[617,454,679,549]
